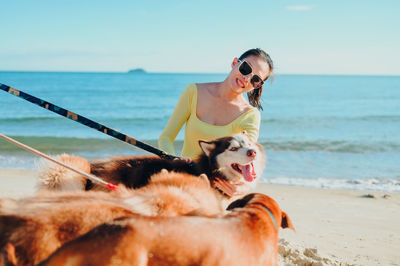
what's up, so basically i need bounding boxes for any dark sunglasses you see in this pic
[238,60,265,89]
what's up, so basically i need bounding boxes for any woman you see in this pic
[158,48,273,195]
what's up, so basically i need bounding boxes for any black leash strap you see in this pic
[0,82,178,160]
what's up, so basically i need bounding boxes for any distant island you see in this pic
[128,68,146,74]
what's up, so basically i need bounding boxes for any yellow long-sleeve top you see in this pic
[158,83,261,158]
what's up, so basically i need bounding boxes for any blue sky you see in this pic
[1,0,399,75]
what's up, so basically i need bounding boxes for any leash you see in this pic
[0,133,119,191]
[0,83,178,161]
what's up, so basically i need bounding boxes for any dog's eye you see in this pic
[230,147,239,151]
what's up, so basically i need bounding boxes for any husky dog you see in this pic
[38,134,266,198]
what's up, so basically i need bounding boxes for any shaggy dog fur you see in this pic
[0,192,135,266]
[40,193,294,266]
[0,171,222,266]
[1,135,266,265]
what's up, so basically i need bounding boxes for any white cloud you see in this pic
[286,5,314,11]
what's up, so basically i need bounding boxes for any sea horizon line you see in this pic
[0,70,399,77]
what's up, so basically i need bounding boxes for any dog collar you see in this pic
[257,204,277,229]
[265,208,278,229]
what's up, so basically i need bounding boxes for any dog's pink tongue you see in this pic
[243,163,256,182]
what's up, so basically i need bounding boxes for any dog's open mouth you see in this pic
[231,162,256,182]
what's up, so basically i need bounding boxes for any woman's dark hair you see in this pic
[239,48,273,111]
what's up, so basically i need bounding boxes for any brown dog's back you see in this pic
[135,170,222,217]
[0,192,136,266]
[40,193,294,266]
[0,171,223,265]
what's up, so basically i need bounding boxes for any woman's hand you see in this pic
[212,177,250,197]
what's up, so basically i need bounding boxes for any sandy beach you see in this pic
[1,168,399,266]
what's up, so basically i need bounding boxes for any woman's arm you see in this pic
[158,85,193,155]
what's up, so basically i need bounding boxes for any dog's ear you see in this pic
[226,194,255,210]
[199,140,215,157]
[198,173,210,186]
[281,211,295,231]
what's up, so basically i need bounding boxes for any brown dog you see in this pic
[0,171,222,266]
[40,193,294,266]
[0,192,136,266]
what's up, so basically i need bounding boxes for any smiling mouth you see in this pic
[231,162,256,182]
[235,78,245,88]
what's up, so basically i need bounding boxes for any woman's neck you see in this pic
[213,80,244,102]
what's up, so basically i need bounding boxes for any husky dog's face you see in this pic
[199,134,266,183]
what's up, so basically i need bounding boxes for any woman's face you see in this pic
[229,55,270,93]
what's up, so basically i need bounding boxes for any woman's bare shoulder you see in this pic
[242,104,255,113]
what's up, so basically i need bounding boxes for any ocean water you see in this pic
[1,71,399,192]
